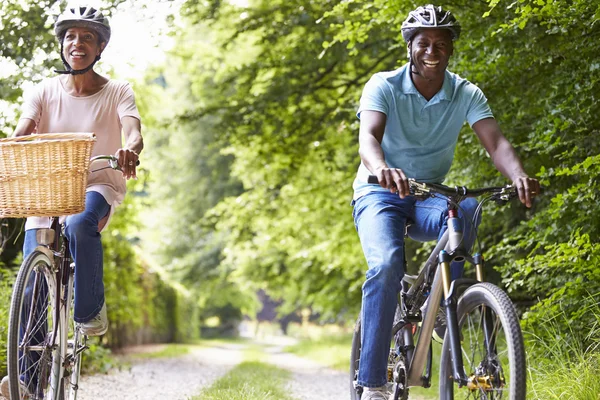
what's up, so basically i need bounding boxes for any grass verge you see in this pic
[191,343,294,400]
[525,300,600,399]
[285,333,353,371]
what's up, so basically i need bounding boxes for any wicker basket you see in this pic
[0,133,97,218]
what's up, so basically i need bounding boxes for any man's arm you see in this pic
[116,116,143,180]
[358,110,410,197]
[472,117,540,207]
[13,119,36,137]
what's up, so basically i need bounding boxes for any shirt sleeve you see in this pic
[357,74,389,119]
[116,82,141,121]
[466,85,494,127]
[19,82,44,125]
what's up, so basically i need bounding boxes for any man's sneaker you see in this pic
[78,303,108,336]
[361,384,393,400]
[432,307,447,343]
[0,375,31,399]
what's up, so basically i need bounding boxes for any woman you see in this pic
[1,5,143,398]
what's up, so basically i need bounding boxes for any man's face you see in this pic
[409,29,454,81]
[62,27,105,70]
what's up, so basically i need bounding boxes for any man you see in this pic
[1,5,142,398]
[351,5,539,399]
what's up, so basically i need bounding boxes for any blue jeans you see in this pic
[24,191,110,322]
[352,191,480,388]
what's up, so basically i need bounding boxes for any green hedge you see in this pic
[0,268,12,377]
[101,221,201,348]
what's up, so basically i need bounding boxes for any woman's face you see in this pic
[62,27,105,70]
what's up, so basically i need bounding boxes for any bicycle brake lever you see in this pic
[494,185,517,203]
[409,179,431,200]
[108,159,120,170]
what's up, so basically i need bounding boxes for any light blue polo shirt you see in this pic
[353,64,494,199]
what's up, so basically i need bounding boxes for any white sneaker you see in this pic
[0,375,31,399]
[78,303,108,336]
[361,384,393,400]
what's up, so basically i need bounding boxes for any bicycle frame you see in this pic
[35,217,78,399]
[401,203,488,388]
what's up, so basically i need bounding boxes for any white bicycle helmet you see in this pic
[54,5,111,75]
[54,5,111,45]
[401,4,460,43]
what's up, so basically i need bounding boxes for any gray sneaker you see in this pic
[0,375,31,399]
[361,384,393,400]
[78,303,108,336]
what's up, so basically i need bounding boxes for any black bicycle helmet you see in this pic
[54,6,111,75]
[401,4,461,43]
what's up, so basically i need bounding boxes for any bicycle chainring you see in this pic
[392,355,408,400]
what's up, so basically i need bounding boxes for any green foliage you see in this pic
[102,176,201,346]
[81,342,116,375]
[0,272,12,377]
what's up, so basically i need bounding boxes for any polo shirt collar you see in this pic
[400,65,453,103]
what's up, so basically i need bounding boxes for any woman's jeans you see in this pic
[352,191,480,388]
[24,191,110,322]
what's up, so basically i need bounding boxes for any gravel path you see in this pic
[264,340,349,400]
[76,339,428,400]
[77,343,243,400]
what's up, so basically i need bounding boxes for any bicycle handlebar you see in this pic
[367,175,517,202]
[90,155,140,172]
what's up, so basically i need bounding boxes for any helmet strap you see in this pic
[408,42,420,76]
[54,42,101,75]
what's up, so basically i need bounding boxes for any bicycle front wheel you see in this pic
[439,283,526,399]
[7,249,64,400]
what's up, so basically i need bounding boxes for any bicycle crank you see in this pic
[393,357,408,400]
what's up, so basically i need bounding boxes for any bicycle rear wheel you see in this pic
[7,250,64,400]
[350,315,362,400]
[439,283,526,399]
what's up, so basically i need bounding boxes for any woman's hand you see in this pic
[115,148,139,180]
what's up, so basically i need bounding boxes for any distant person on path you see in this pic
[1,5,142,398]
[351,4,539,399]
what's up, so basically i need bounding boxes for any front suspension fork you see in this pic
[439,250,468,387]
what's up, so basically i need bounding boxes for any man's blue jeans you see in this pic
[24,191,110,323]
[352,191,480,388]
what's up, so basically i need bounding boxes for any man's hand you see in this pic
[512,175,540,208]
[375,167,410,198]
[115,148,139,180]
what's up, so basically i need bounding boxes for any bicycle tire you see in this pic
[61,322,84,400]
[7,249,65,400]
[350,315,362,400]
[439,283,526,399]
